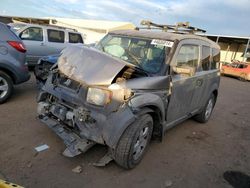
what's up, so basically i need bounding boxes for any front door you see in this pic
[45,29,67,55]
[166,42,200,125]
[19,26,47,65]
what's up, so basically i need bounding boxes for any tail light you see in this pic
[7,41,26,53]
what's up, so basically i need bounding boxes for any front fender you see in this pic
[102,105,136,149]
[101,101,161,149]
[128,93,166,120]
[102,93,166,149]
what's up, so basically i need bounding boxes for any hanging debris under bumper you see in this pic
[40,116,95,157]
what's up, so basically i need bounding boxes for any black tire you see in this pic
[0,71,13,104]
[194,94,215,123]
[113,114,153,169]
[239,74,247,82]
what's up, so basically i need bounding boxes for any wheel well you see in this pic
[143,105,163,140]
[0,67,16,83]
[212,89,218,102]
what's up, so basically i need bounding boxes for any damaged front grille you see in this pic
[53,73,81,91]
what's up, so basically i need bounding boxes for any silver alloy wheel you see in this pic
[0,76,9,98]
[133,126,149,160]
[205,98,213,120]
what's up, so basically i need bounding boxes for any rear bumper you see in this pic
[15,67,30,84]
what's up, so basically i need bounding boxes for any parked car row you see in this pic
[0,21,85,103]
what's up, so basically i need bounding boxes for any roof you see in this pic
[109,29,219,48]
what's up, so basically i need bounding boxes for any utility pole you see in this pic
[243,38,250,62]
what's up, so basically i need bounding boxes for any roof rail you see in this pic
[136,20,206,34]
[11,19,78,32]
[36,23,78,32]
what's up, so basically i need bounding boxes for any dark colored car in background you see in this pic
[34,54,59,88]
[0,22,30,104]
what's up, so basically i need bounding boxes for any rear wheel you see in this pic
[0,71,13,104]
[239,73,247,81]
[113,114,153,169]
[194,94,215,123]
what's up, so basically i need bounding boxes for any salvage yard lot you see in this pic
[0,75,250,188]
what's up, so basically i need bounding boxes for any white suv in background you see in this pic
[9,23,84,66]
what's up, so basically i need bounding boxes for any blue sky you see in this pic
[0,0,249,36]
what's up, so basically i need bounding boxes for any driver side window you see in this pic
[20,27,43,41]
[176,44,199,68]
[174,44,199,76]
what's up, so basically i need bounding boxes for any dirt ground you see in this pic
[0,75,250,188]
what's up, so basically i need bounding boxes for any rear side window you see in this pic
[201,46,210,71]
[176,44,199,68]
[20,27,43,41]
[69,33,83,43]
[211,48,220,69]
[47,29,65,43]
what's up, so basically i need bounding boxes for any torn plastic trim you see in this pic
[40,116,95,157]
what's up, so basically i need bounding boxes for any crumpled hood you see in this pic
[58,45,127,85]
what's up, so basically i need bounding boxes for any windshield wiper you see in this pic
[124,49,144,69]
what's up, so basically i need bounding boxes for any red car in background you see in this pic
[221,62,250,81]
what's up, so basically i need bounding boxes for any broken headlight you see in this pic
[86,87,112,106]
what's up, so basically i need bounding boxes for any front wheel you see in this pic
[0,71,13,104]
[113,114,153,169]
[194,94,215,123]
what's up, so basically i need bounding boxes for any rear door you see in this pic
[19,26,46,65]
[68,32,84,44]
[190,45,220,111]
[45,28,67,55]
[189,45,211,111]
[167,40,200,124]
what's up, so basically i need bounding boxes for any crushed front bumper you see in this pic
[40,116,95,157]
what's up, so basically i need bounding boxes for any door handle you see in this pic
[196,79,203,87]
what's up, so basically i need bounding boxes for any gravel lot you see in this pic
[0,74,250,188]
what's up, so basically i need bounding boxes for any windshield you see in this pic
[96,34,170,74]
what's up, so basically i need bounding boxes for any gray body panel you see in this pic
[37,30,220,152]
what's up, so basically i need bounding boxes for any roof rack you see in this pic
[11,19,78,32]
[136,20,206,34]
[34,23,78,32]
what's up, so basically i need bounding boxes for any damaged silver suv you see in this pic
[37,21,220,169]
